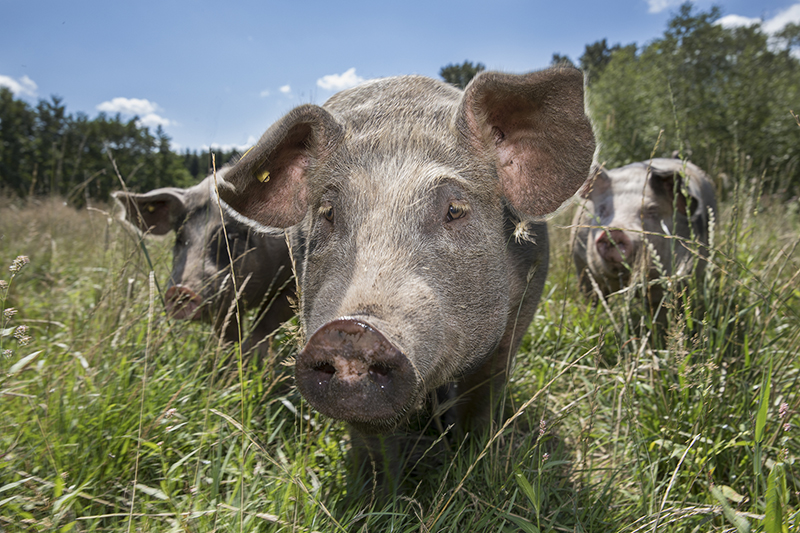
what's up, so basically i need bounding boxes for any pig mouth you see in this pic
[164,285,204,321]
[295,317,420,433]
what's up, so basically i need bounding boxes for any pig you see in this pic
[114,168,295,354]
[570,158,717,304]
[217,68,595,481]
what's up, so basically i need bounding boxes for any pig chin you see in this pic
[164,285,205,321]
[295,316,424,433]
[587,255,631,292]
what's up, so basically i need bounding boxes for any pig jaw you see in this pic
[586,226,633,288]
[295,317,421,433]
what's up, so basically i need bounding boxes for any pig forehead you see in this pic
[607,168,658,197]
[589,169,664,209]
[327,156,491,205]
[327,76,462,149]
[325,75,460,124]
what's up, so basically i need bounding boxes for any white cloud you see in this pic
[202,135,258,153]
[97,97,159,116]
[647,0,682,14]
[137,113,172,128]
[279,85,291,94]
[762,3,800,34]
[96,97,172,129]
[716,3,800,59]
[717,14,761,29]
[316,68,365,91]
[0,74,38,97]
[717,2,800,33]
[260,89,271,97]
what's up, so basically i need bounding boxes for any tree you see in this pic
[0,89,195,203]
[439,61,486,89]
[181,148,241,180]
[550,53,575,68]
[0,88,36,195]
[589,2,800,194]
[579,39,635,84]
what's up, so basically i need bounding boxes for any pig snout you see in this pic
[164,285,204,320]
[295,318,419,429]
[595,229,634,267]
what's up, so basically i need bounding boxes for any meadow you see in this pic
[1,162,798,532]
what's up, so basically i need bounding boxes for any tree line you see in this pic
[586,4,800,197]
[0,90,240,205]
[444,5,800,197]
[2,3,799,203]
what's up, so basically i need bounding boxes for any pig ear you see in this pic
[113,189,186,236]
[649,167,689,216]
[457,67,596,218]
[578,167,610,199]
[217,104,344,229]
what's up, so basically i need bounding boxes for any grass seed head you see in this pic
[9,255,30,274]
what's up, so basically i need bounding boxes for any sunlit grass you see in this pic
[0,165,798,531]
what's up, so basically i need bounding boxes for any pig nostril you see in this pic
[368,364,392,385]
[313,362,336,375]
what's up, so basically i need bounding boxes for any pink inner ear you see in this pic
[459,69,595,219]
[137,200,174,235]
[221,126,312,229]
[219,106,342,229]
[249,152,309,228]
[117,192,179,236]
[495,125,579,217]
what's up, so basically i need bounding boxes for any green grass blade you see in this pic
[755,359,772,444]
[764,462,788,533]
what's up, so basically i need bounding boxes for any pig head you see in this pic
[218,68,595,435]
[571,158,717,301]
[114,170,295,351]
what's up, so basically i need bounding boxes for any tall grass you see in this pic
[0,164,798,531]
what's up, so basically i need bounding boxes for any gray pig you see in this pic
[570,158,716,303]
[114,169,295,353]
[218,68,595,477]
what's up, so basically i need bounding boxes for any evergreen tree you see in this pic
[0,90,195,203]
[550,53,575,68]
[439,61,486,89]
[579,39,635,84]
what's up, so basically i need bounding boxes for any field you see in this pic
[1,167,799,532]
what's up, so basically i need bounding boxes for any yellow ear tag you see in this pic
[257,170,270,183]
[146,204,156,213]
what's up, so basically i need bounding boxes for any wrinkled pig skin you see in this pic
[218,68,595,474]
[570,158,717,302]
[114,169,295,353]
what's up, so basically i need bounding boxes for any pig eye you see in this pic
[319,204,334,223]
[446,202,469,222]
[643,205,661,217]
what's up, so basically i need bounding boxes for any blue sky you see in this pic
[2,0,798,153]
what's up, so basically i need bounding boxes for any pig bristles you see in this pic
[513,220,537,245]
